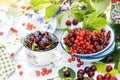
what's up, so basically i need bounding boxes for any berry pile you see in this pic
[77,65,97,80]
[96,65,118,80]
[35,68,52,77]
[24,31,58,51]
[63,28,111,55]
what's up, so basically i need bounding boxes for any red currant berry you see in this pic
[110,77,118,80]
[106,65,113,72]
[108,56,114,62]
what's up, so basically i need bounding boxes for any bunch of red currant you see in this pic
[63,28,111,55]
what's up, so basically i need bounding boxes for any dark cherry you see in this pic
[77,73,84,80]
[72,19,78,25]
[90,65,97,71]
[103,73,111,80]
[84,67,90,73]
[66,20,71,26]
[96,74,104,80]
[106,65,112,72]
[77,69,84,75]
[88,70,95,77]
[64,70,70,77]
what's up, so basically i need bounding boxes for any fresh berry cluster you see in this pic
[35,68,52,77]
[68,57,84,67]
[96,65,118,80]
[24,31,58,51]
[65,18,79,26]
[63,28,111,55]
[77,65,97,80]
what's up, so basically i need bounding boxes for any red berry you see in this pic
[17,65,22,69]
[42,68,47,72]
[77,63,81,67]
[111,0,117,3]
[106,65,113,72]
[90,65,97,71]
[19,71,23,76]
[110,77,118,80]
[10,53,15,57]
[0,32,3,36]
[10,27,18,33]
[48,69,52,73]
[72,19,78,25]
[76,57,81,62]
[66,20,71,26]
[68,58,72,62]
[35,70,40,77]
[41,71,45,76]
[96,74,104,80]
[104,73,111,80]
[108,56,114,62]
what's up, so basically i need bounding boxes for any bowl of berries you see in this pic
[23,31,62,66]
[60,25,115,62]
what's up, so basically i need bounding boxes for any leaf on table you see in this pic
[45,4,60,20]
[114,60,120,73]
[93,62,118,76]
[57,11,69,25]
[58,66,76,80]
[93,0,110,16]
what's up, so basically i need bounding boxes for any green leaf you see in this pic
[93,62,118,76]
[63,28,71,32]
[30,0,50,6]
[83,12,107,31]
[58,66,76,80]
[32,3,52,10]
[58,11,68,25]
[93,0,110,16]
[118,60,120,72]
[45,4,60,20]
[51,0,59,4]
[32,42,36,51]
[71,9,83,21]
[65,45,70,52]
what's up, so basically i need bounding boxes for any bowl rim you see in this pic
[60,25,115,57]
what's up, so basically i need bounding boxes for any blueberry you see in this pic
[41,38,48,43]
[81,6,86,10]
[34,32,39,37]
[24,38,29,42]
[50,35,56,41]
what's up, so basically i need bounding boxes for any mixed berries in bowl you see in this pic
[23,31,58,51]
[61,25,115,62]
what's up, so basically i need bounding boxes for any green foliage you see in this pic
[58,66,76,80]
[83,12,107,31]
[58,11,69,25]
[45,4,60,20]
[93,0,110,16]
